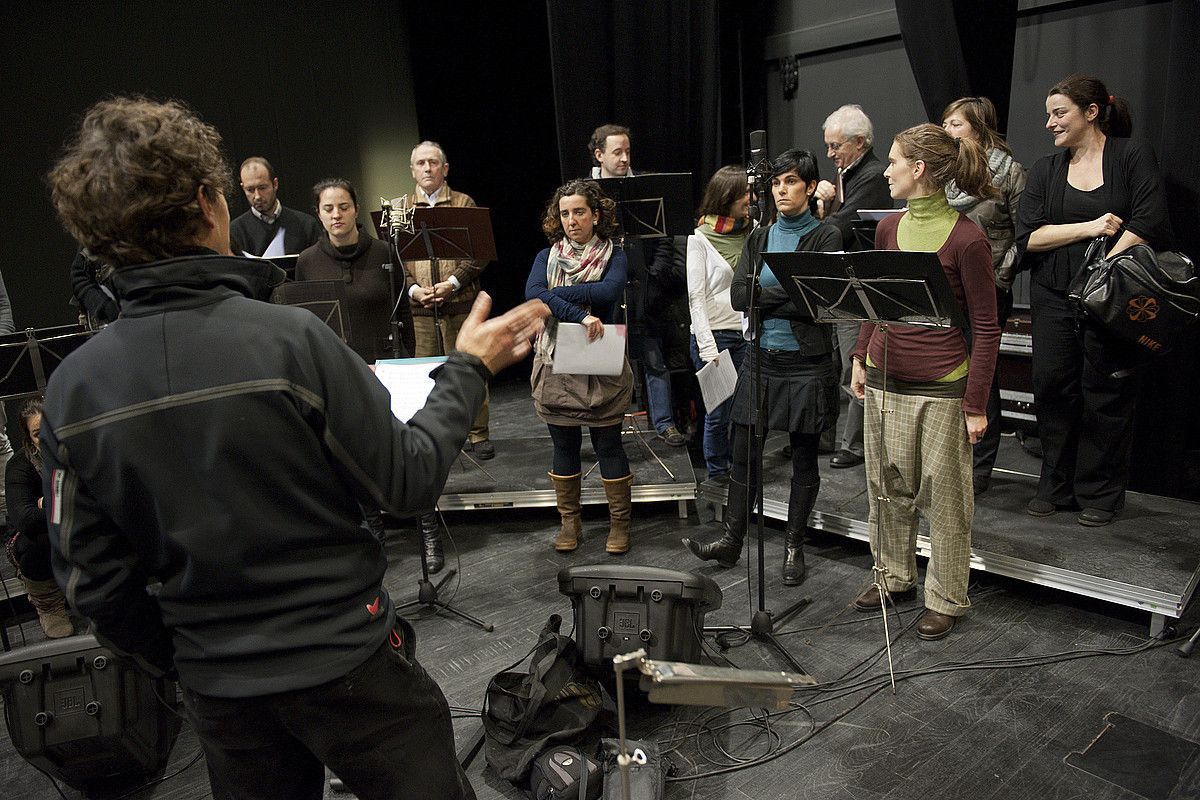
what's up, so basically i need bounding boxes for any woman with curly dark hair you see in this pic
[5,397,74,638]
[525,179,634,555]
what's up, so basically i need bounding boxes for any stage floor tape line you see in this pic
[1065,712,1200,800]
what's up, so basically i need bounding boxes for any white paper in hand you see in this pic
[551,323,626,376]
[373,357,448,421]
[696,349,738,410]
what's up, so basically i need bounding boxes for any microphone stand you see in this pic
[380,200,404,358]
[704,137,810,675]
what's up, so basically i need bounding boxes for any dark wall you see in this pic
[402,5,559,319]
[0,2,419,329]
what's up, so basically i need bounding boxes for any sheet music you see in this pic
[373,357,448,422]
[552,323,626,376]
[695,349,738,410]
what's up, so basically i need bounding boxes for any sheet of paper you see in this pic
[373,357,449,422]
[552,323,627,376]
[696,349,738,410]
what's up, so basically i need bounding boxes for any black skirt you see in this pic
[730,348,837,434]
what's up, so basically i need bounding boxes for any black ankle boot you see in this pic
[781,480,819,586]
[420,512,444,574]
[683,477,749,567]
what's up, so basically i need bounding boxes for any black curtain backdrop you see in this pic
[0,1,416,330]
[1132,0,1200,499]
[895,0,1018,131]
[402,6,559,322]
[546,0,767,209]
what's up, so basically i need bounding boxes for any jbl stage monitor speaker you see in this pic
[558,565,722,669]
[0,634,181,790]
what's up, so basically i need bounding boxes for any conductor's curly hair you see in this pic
[47,96,233,267]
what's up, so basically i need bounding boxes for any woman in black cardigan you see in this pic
[1015,74,1171,527]
[683,150,841,585]
[5,398,73,638]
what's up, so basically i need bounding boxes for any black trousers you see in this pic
[731,424,820,491]
[1030,281,1140,511]
[547,423,630,479]
[972,287,1013,485]
[180,639,476,800]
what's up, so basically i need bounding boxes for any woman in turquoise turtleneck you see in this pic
[683,149,841,587]
[849,124,1001,640]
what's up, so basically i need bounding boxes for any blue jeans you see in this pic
[690,330,748,478]
[636,334,675,433]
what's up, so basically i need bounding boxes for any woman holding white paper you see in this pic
[525,179,634,555]
[687,165,752,483]
[683,149,841,586]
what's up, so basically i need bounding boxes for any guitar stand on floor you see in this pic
[395,510,493,633]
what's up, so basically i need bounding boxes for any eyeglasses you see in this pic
[826,139,852,153]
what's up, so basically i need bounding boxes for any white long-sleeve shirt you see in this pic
[686,231,745,362]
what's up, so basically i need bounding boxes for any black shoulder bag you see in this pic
[482,613,607,782]
[1068,237,1200,355]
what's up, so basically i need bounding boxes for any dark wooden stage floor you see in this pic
[3,375,1200,799]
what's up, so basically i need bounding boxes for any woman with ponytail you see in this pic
[1015,74,1170,527]
[848,124,1000,640]
[942,96,1027,494]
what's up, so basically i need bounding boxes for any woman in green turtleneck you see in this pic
[686,165,753,482]
[848,124,1001,641]
[683,150,841,587]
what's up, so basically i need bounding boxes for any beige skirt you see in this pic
[530,352,633,428]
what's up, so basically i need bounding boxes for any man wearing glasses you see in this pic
[813,104,892,469]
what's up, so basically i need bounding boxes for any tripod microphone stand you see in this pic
[394,508,493,632]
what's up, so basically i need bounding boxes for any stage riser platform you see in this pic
[438,433,694,518]
[697,433,1200,634]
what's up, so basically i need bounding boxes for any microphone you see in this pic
[747,129,770,222]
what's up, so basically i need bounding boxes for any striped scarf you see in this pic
[536,235,614,361]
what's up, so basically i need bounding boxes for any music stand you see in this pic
[765,248,966,688]
[594,173,694,479]
[0,326,93,402]
[270,280,352,345]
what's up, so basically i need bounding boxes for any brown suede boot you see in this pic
[549,472,583,552]
[602,474,633,554]
[22,577,74,639]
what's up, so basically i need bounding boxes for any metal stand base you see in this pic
[705,595,812,675]
[395,568,493,632]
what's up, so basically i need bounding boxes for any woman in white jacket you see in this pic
[687,165,751,481]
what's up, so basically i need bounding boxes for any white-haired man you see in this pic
[814,105,893,469]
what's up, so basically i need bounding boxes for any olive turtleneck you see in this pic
[896,191,958,253]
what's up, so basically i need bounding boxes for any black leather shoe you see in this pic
[682,533,742,568]
[472,439,495,460]
[1078,507,1116,527]
[1026,498,1057,517]
[853,586,915,612]
[830,449,864,469]
[916,609,956,640]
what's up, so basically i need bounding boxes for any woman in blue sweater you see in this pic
[526,180,634,555]
[683,150,841,585]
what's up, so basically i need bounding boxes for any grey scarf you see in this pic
[945,147,1013,212]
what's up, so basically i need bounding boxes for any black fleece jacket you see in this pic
[41,252,488,697]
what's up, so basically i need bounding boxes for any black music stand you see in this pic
[766,248,966,688]
[0,326,92,401]
[270,280,352,345]
[374,206,496,355]
[594,173,694,478]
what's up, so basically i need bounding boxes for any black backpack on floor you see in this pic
[482,614,609,782]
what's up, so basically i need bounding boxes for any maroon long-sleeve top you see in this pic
[852,213,1000,415]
